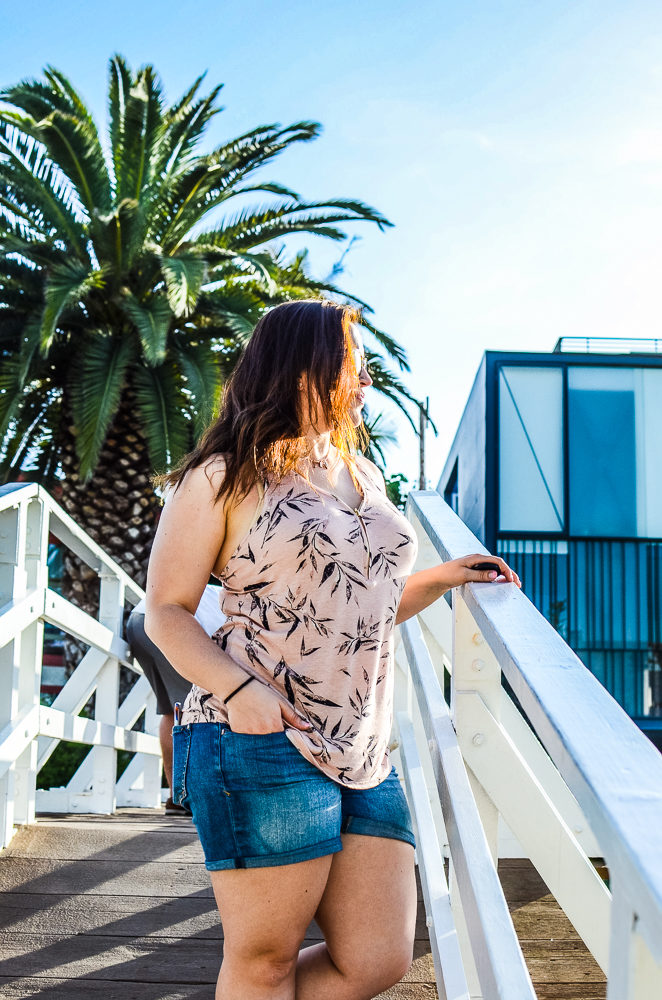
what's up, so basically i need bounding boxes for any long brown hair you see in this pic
[152,298,369,506]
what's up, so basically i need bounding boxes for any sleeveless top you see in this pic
[180,456,419,788]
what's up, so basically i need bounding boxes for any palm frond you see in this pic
[360,408,399,468]
[152,82,225,178]
[43,65,110,183]
[208,197,392,252]
[152,123,322,244]
[89,197,148,274]
[112,64,164,202]
[172,337,222,439]
[0,355,29,441]
[121,290,172,365]
[108,55,133,195]
[40,258,105,354]
[68,333,135,481]
[0,387,55,483]
[160,253,207,317]
[130,362,191,471]
[0,67,111,215]
[0,122,87,248]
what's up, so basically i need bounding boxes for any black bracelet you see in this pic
[223,675,256,705]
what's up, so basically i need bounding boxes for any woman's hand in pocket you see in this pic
[226,677,314,735]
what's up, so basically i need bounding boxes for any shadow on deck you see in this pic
[0,810,605,999]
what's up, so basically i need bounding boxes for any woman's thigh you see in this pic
[210,854,334,961]
[313,832,417,977]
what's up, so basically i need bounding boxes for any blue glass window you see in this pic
[499,367,564,532]
[568,369,636,537]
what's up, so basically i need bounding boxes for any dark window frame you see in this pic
[487,352,662,549]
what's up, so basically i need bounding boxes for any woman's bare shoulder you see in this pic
[164,454,230,507]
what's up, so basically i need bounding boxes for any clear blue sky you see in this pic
[3,1,662,487]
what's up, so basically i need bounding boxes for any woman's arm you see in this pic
[144,456,313,734]
[395,554,521,626]
[144,457,250,699]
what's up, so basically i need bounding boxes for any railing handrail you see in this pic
[0,482,144,605]
[409,490,662,959]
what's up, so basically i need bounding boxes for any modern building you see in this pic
[439,338,662,744]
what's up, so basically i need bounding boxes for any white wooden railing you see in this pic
[390,490,662,1000]
[0,482,162,850]
[3,479,662,998]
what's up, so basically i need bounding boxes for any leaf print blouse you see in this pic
[180,455,419,788]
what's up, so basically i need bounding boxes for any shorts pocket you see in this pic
[172,725,192,804]
[221,727,304,791]
[228,728,290,739]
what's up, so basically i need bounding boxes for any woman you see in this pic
[145,298,520,1000]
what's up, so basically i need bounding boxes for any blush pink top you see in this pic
[180,455,418,788]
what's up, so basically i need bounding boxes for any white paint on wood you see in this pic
[608,873,662,1000]
[408,490,662,970]
[401,616,536,999]
[497,687,602,859]
[457,689,611,973]
[0,484,157,846]
[396,712,470,1000]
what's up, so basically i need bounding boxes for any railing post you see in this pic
[452,595,502,861]
[608,875,662,1000]
[85,571,124,813]
[13,497,48,826]
[450,593,503,998]
[0,496,46,846]
[116,676,162,808]
[0,503,21,847]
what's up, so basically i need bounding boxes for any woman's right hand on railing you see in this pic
[226,678,315,735]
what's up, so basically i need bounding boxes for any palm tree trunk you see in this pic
[56,389,162,672]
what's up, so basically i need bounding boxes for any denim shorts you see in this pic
[172,722,416,870]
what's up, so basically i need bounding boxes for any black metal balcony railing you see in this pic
[497,537,662,720]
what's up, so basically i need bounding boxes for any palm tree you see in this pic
[0,56,428,629]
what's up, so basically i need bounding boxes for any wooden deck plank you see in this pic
[0,811,608,1000]
[0,893,224,939]
[0,982,210,1000]
[0,982,437,1000]
[499,858,607,998]
[0,891,431,941]
[0,932,434,981]
[1,821,204,863]
[0,857,214,897]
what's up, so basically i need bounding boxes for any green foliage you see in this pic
[384,473,410,511]
[37,690,142,788]
[37,740,89,790]
[36,742,134,789]
[0,55,428,486]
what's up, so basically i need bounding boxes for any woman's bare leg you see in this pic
[159,713,174,794]
[210,852,335,1000]
[295,833,417,1000]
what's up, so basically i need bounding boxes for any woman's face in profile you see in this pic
[298,323,373,432]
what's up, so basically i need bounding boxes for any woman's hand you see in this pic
[443,554,521,589]
[226,677,315,735]
[395,553,521,626]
